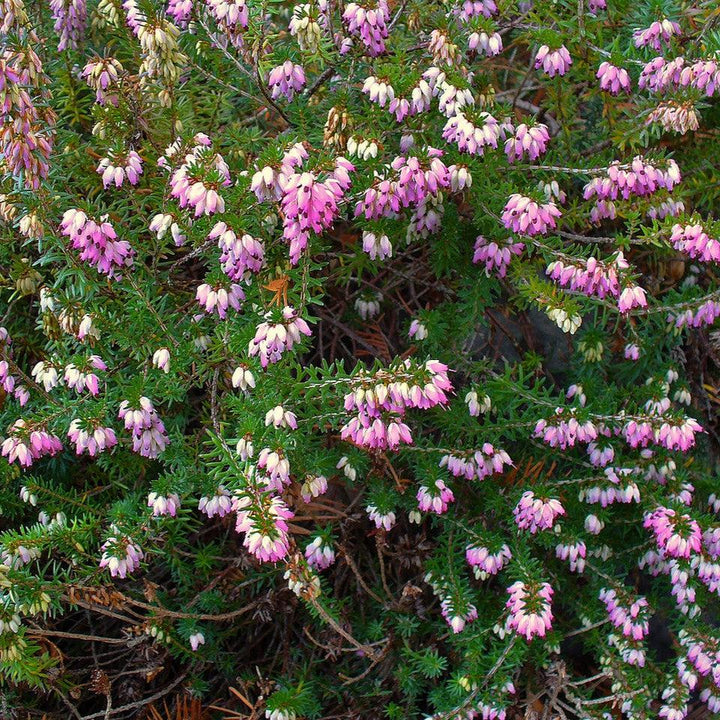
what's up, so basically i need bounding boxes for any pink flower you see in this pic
[248,306,312,368]
[596,62,631,94]
[96,150,143,188]
[513,491,565,533]
[118,397,169,458]
[504,123,550,162]
[50,0,86,50]
[189,632,205,651]
[234,492,293,562]
[506,581,554,640]
[501,194,561,236]
[367,504,396,530]
[99,533,143,578]
[618,285,647,313]
[417,479,455,514]
[670,223,720,263]
[534,45,572,77]
[342,0,390,56]
[1,420,63,467]
[60,209,134,279]
[599,587,650,639]
[198,486,233,518]
[305,536,336,570]
[644,506,702,559]
[473,236,524,277]
[267,61,306,101]
[147,492,181,517]
[195,283,245,319]
[466,543,512,578]
[468,31,502,56]
[633,19,681,51]
[556,541,586,572]
[67,420,117,456]
[440,444,513,480]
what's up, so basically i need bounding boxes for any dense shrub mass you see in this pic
[3,0,720,716]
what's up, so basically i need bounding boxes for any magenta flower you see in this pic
[147,492,181,517]
[633,19,681,51]
[118,397,169,459]
[1,420,63,467]
[342,0,389,56]
[198,486,233,518]
[60,209,134,279]
[416,479,454,515]
[267,61,306,101]
[670,223,720,263]
[556,541,586,572]
[49,0,87,50]
[248,306,312,368]
[473,235,524,277]
[466,543,512,579]
[644,507,701,559]
[440,444,513,480]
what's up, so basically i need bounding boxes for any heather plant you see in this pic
[2,0,720,717]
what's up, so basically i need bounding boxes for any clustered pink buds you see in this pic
[647,100,699,135]
[96,149,143,188]
[367,505,396,530]
[198,485,233,518]
[81,57,123,105]
[1,419,62,467]
[513,491,565,534]
[67,420,117,456]
[210,222,265,281]
[362,231,392,261]
[195,283,245,319]
[234,491,293,562]
[547,252,627,300]
[64,355,106,395]
[305,536,336,570]
[267,61,306,101]
[147,491,181,516]
[341,360,452,451]
[644,506,702,559]
[99,532,143,578]
[60,209,134,279]
[281,157,354,263]
[506,581,554,640]
[671,299,720,329]
[583,157,681,222]
[622,415,703,452]
[440,444,512,481]
[599,588,650,640]
[466,543,512,579]
[49,0,86,51]
[456,0,497,20]
[596,62,631,94]
[118,397,169,458]
[534,45,572,77]
[504,123,550,162]
[342,1,389,56]
[670,223,720,263]
[443,111,504,156]
[468,31,502,56]
[249,306,312,368]
[356,150,450,218]
[256,448,291,492]
[168,138,231,217]
[440,598,477,634]
[473,235,524,277]
[534,410,598,449]
[501,194,562,236]
[417,479,455,514]
[633,19,681,51]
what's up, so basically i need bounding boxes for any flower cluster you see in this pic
[118,397,169,459]
[501,194,561,236]
[249,306,312,368]
[60,210,134,279]
[505,581,554,640]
